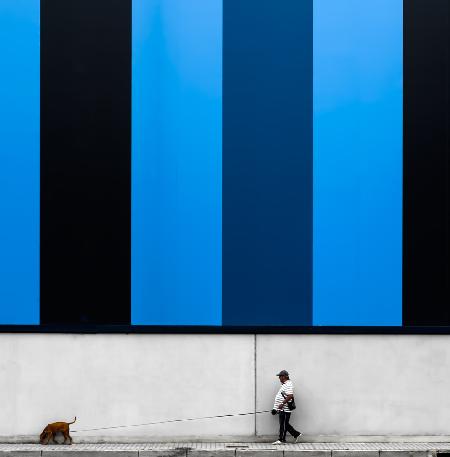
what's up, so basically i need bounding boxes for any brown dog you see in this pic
[39,417,76,445]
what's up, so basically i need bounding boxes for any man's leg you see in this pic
[278,412,290,442]
[285,413,301,438]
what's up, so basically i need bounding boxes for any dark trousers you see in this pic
[278,411,299,442]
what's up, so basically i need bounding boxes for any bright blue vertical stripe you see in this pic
[0,1,40,324]
[313,0,403,326]
[131,0,222,325]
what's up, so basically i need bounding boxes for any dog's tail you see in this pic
[68,417,77,425]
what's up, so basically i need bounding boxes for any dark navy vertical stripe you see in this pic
[40,0,131,325]
[222,0,313,326]
[0,0,40,324]
[131,0,222,325]
[403,0,450,326]
[313,0,403,326]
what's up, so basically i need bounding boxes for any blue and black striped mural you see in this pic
[0,0,448,329]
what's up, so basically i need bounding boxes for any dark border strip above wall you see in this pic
[1,325,450,334]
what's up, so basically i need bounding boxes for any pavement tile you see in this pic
[284,451,331,457]
[332,452,379,457]
[187,450,236,457]
[42,452,138,457]
[139,450,187,457]
[0,453,41,457]
[380,452,433,457]
[236,451,283,457]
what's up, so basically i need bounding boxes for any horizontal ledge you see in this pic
[0,326,450,335]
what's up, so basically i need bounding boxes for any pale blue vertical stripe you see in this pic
[313,0,403,325]
[0,0,40,324]
[132,0,222,325]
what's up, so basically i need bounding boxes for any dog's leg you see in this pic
[63,431,72,445]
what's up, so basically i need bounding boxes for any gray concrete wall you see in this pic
[0,334,449,441]
[255,335,450,437]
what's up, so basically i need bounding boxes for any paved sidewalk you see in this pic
[0,442,449,456]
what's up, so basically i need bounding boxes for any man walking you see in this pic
[271,370,302,444]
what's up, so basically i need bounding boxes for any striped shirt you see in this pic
[274,379,294,412]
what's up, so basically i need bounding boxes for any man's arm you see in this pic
[277,394,294,409]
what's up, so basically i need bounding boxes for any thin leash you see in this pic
[71,410,272,433]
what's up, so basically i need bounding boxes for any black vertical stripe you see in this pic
[403,0,450,325]
[40,0,131,325]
